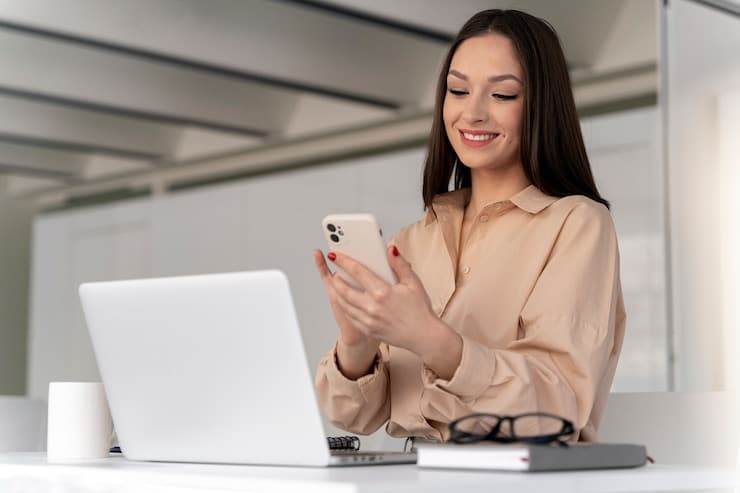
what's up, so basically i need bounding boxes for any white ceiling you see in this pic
[0,0,657,203]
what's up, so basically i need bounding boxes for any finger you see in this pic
[313,249,336,286]
[332,270,372,312]
[328,251,388,293]
[333,289,374,334]
[387,244,415,283]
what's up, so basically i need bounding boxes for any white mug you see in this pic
[47,382,113,461]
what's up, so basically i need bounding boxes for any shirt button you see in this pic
[479,214,489,223]
[462,265,470,274]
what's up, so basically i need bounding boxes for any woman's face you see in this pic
[443,33,525,174]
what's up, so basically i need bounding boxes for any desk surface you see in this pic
[0,453,738,493]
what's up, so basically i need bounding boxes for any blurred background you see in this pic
[0,0,738,445]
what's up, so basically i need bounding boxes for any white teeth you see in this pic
[463,132,496,141]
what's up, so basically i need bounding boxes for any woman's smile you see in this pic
[458,129,501,148]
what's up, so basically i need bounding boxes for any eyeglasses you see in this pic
[448,412,575,446]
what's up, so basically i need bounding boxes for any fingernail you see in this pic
[392,246,399,257]
[327,252,336,261]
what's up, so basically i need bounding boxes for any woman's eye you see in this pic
[448,89,468,96]
[493,94,517,101]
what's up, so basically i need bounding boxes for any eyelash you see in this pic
[447,89,517,101]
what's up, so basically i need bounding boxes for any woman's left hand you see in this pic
[327,245,438,356]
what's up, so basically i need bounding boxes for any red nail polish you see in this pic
[392,246,399,257]
[327,252,336,261]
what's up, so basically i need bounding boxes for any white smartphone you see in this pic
[321,213,397,288]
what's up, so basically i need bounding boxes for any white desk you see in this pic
[0,453,738,493]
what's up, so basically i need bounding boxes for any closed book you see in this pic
[417,442,648,472]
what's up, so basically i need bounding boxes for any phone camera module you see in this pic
[330,234,340,243]
[327,224,337,233]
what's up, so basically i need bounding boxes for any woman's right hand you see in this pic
[313,249,379,379]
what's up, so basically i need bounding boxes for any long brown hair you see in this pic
[422,9,609,210]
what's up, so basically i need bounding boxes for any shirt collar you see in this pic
[424,185,557,225]
[509,184,559,214]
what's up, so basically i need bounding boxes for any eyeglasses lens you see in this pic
[453,415,500,437]
[511,414,566,438]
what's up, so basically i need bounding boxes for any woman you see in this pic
[313,9,625,443]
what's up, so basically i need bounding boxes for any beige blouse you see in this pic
[315,185,625,442]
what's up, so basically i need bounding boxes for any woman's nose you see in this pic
[461,96,488,124]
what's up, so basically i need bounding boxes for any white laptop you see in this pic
[79,270,416,467]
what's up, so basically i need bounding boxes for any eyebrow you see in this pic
[448,69,522,84]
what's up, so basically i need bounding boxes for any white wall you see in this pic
[665,0,740,391]
[718,89,740,395]
[0,187,35,395]
[583,107,669,391]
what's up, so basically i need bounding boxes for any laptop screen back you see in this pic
[79,270,331,466]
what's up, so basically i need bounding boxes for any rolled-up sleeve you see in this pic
[315,342,391,435]
[418,202,623,440]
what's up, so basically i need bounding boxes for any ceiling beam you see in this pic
[0,18,401,110]
[0,29,300,137]
[572,64,657,108]
[0,93,184,158]
[278,0,455,42]
[689,0,740,17]
[0,86,268,138]
[29,111,435,206]
[0,0,444,107]
[0,162,74,180]
[0,133,161,160]
[0,140,86,177]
